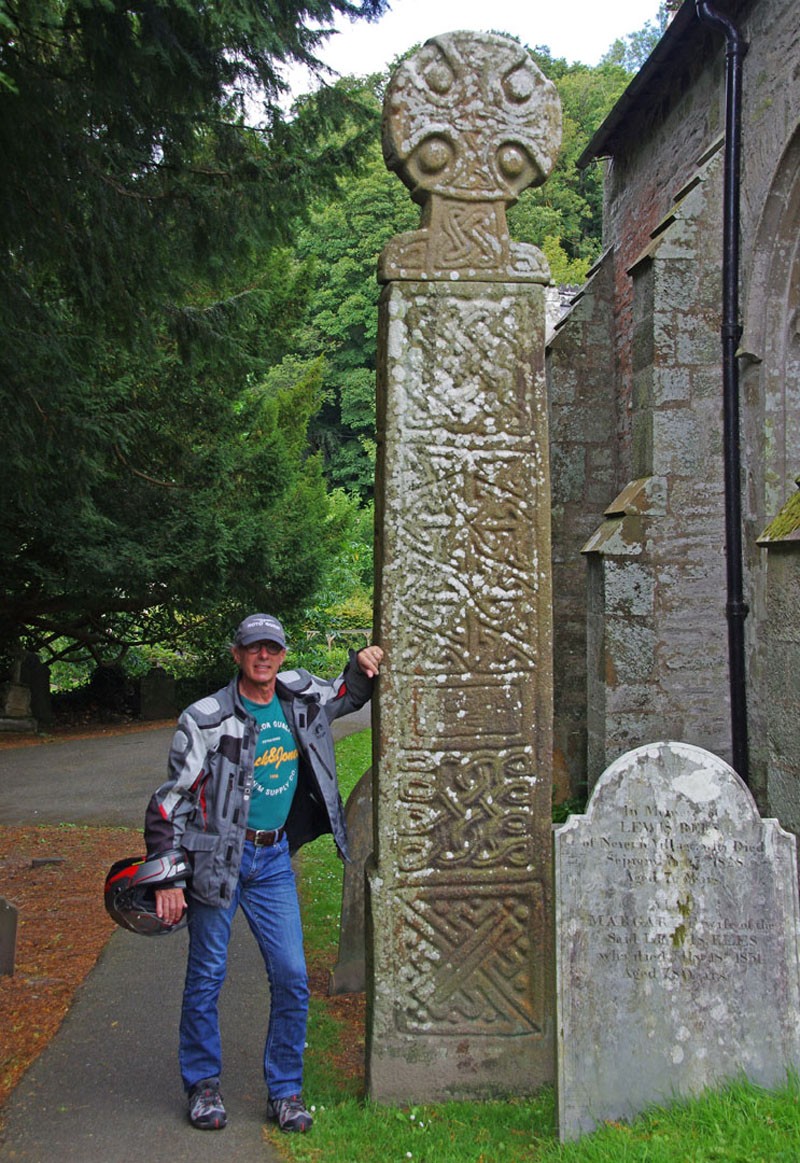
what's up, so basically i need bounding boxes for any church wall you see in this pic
[548,0,800,804]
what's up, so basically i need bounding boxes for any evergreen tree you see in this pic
[0,0,386,665]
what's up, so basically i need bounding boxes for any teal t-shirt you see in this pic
[242,693,299,831]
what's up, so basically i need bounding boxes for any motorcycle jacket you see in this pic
[144,652,373,908]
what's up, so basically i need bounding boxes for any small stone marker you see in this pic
[1,896,19,976]
[0,680,36,733]
[555,741,800,1141]
[140,664,176,720]
[329,768,372,996]
[21,651,53,728]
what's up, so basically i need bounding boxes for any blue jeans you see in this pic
[179,836,309,1099]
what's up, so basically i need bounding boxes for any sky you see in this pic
[286,0,665,93]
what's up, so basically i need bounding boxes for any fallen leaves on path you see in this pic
[0,823,367,1126]
[0,714,366,1125]
[0,824,135,1112]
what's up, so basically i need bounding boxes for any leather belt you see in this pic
[245,826,286,847]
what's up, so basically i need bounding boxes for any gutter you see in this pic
[695,0,749,784]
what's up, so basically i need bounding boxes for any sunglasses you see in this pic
[242,641,284,656]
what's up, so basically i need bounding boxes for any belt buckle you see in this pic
[254,828,276,846]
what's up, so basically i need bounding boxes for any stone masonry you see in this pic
[547,0,800,815]
[757,481,800,842]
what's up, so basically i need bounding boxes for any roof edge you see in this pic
[577,0,738,168]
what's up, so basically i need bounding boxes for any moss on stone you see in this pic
[758,480,800,543]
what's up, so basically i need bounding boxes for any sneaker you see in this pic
[188,1077,227,1130]
[266,1094,313,1133]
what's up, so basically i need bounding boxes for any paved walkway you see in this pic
[0,724,176,828]
[0,704,370,1161]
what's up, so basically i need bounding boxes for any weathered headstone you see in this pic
[21,651,53,728]
[367,30,562,1102]
[0,897,19,976]
[329,768,372,995]
[140,664,176,721]
[0,681,36,733]
[0,650,36,733]
[555,741,800,1141]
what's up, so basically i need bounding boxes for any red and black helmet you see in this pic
[104,848,190,936]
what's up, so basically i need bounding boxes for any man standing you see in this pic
[145,613,383,1133]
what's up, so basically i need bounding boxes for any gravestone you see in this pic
[1,897,19,976]
[367,30,562,1102]
[140,664,176,721]
[329,768,372,995]
[555,741,800,1141]
[21,651,53,728]
[0,681,36,733]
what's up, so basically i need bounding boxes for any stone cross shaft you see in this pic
[367,31,561,1101]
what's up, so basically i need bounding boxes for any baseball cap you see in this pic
[234,613,286,649]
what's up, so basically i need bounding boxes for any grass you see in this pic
[288,730,800,1162]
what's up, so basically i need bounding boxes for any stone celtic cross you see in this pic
[379,30,561,282]
[367,31,562,1102]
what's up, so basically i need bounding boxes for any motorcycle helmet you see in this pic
[104,848,190,936]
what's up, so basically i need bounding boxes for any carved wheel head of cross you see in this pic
[381,31,562,281]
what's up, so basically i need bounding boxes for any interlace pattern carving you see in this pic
[395,886,545,1034]
[380,31,562,282]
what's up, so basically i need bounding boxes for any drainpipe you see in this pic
[695,1,749,783]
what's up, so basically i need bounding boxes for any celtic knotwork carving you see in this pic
[396,749,537,873]
[380,31,562,282]
[385,290,543,437]
[395,886,544,1033]
[382,440,545,674]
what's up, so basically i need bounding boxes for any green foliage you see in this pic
[509,53,630,271]
[552,792,588,825]
[0,0,388,666]
[542,237,593,286]
[0,1,15,91]
[286,492,375,673]
[49,655,94,694]
[3,341,338,664]
[295,125,418,497]
[1,1,387,337]
[602,1,675,73]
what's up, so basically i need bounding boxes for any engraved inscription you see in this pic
[591,914,774,984]
[562,790,787,991]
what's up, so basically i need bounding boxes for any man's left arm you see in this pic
[320,644,384,722]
